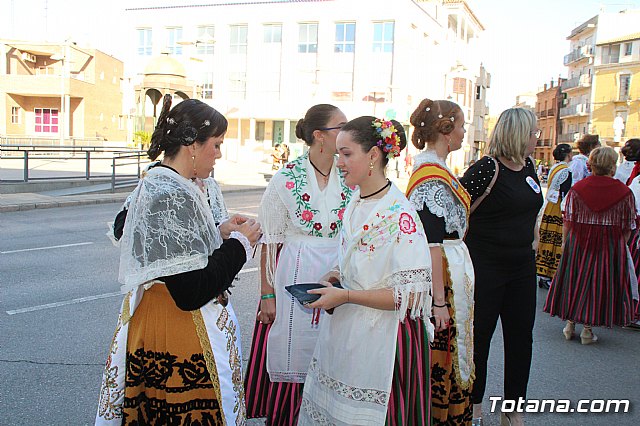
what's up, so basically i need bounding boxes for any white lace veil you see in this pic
[118,167,223,291]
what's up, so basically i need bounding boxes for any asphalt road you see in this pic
[1,191,638,425]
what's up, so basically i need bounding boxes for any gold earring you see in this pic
[368,162,374,177]
[192,155,197,177]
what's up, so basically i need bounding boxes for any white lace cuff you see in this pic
[230,231,253,261]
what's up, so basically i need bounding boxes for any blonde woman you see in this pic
[460,108,543,426]
[544,147,637,341]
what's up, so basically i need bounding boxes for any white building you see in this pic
[124,0,486,172]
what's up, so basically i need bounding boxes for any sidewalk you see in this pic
[0,157,274,213]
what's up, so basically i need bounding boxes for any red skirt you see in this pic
[544,225,636,327]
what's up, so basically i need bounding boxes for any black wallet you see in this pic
[285,282,343,306]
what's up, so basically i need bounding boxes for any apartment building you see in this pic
[124,0,487,172]
[560,16,596,145]
[535,79,564,164]
[0,40,126,144]
[560,9,640,148]
[591,31,640,144]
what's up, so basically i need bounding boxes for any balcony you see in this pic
[563,45,593,65]
[561,74,592,91]
[537,110,548,119]
[559,103,590,118]
[547,109,555,117]
[558,133,582,143]
[536,139,552,147]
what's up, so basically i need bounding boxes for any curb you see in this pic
[0,186,267,213]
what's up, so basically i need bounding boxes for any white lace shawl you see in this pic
[118,167,223,292]
[546,162,571,204]
[203,177,229,223]
[408,150,468,236]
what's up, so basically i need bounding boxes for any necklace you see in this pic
[309,157,331,184]
[360,179,391,199]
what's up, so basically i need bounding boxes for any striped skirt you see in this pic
[544,227,636,327]
[386,317,431,426]
[244,307,304,426]
[536,201,564,279]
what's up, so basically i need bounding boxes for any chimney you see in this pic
[544,83,548,91]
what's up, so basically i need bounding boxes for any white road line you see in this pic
[6,292,121,315]
[5,267,259,315]
[1,242,94,254]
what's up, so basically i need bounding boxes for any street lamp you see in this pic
[50,46,67,145]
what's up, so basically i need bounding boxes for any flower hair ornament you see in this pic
[165,118,211,146]
[372,119,401,160]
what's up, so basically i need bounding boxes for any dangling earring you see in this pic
[320,140,324,154]
[446,137,451,153]
[192,155,197,177]
[368,162,374,177]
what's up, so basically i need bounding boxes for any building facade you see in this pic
[0,40,126,144]
[560,9,640,149]
[124,0,487,172]
[535,79,564,164]
[472,63,491,159]
[560,16,596,145]
[591,31,640,145]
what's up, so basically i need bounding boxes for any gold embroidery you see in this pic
[97,295,131,420]
[121,291,132,325]
[216,307,246,425]
[191,310,228,426]
[442,253,475,391]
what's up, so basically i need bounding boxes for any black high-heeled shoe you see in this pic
[537,277,550,289]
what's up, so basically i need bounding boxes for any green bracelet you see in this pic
[261,293,275,300]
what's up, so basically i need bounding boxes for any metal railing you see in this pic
[0,144,147,192]
[561,74,592,91]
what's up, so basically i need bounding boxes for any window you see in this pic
[453,77,466,95]
[298,23,318,53]
[11,106,20,124]
[118,115,125,131]
[602,44,620,64]
[264,24,282,43]
[197,25,215,55]
[475,85,481,100]
[230,25,248,54]
[34,108,58,133]
[137,28,152,56]
[335,23,355,53]
[372,22,394,53]
[201,72,214,99]
[166,27,183,54]
[624,42,633,56]
[229,71,246,98]
[619,74,631,100]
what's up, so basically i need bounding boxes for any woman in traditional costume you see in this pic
[544,147,638,342]
[95,95,261,425]
[406,99,475,425]
[298,116,433,426]
[535,143,573,289]
[460,108,543,426]
[244,104,351,425]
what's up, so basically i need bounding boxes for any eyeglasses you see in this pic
[531,129,542,138]
[318,126,343,131]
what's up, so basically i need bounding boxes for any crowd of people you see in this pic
[94,96,638,426]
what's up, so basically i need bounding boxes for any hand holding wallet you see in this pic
[285,282,343,306]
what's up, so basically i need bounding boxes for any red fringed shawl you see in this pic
[564,176,636,244]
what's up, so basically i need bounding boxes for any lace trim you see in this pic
[229,231,252,261]
[409,180,468,235]
[301,398,336,426]
[389,268,433,329]
[308,357,388,406]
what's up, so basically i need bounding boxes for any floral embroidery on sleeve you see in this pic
[399,212,417,234]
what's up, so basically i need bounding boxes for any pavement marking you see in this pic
[6,292,121,315]
[1,242,94,255]
[5,266,260,315]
